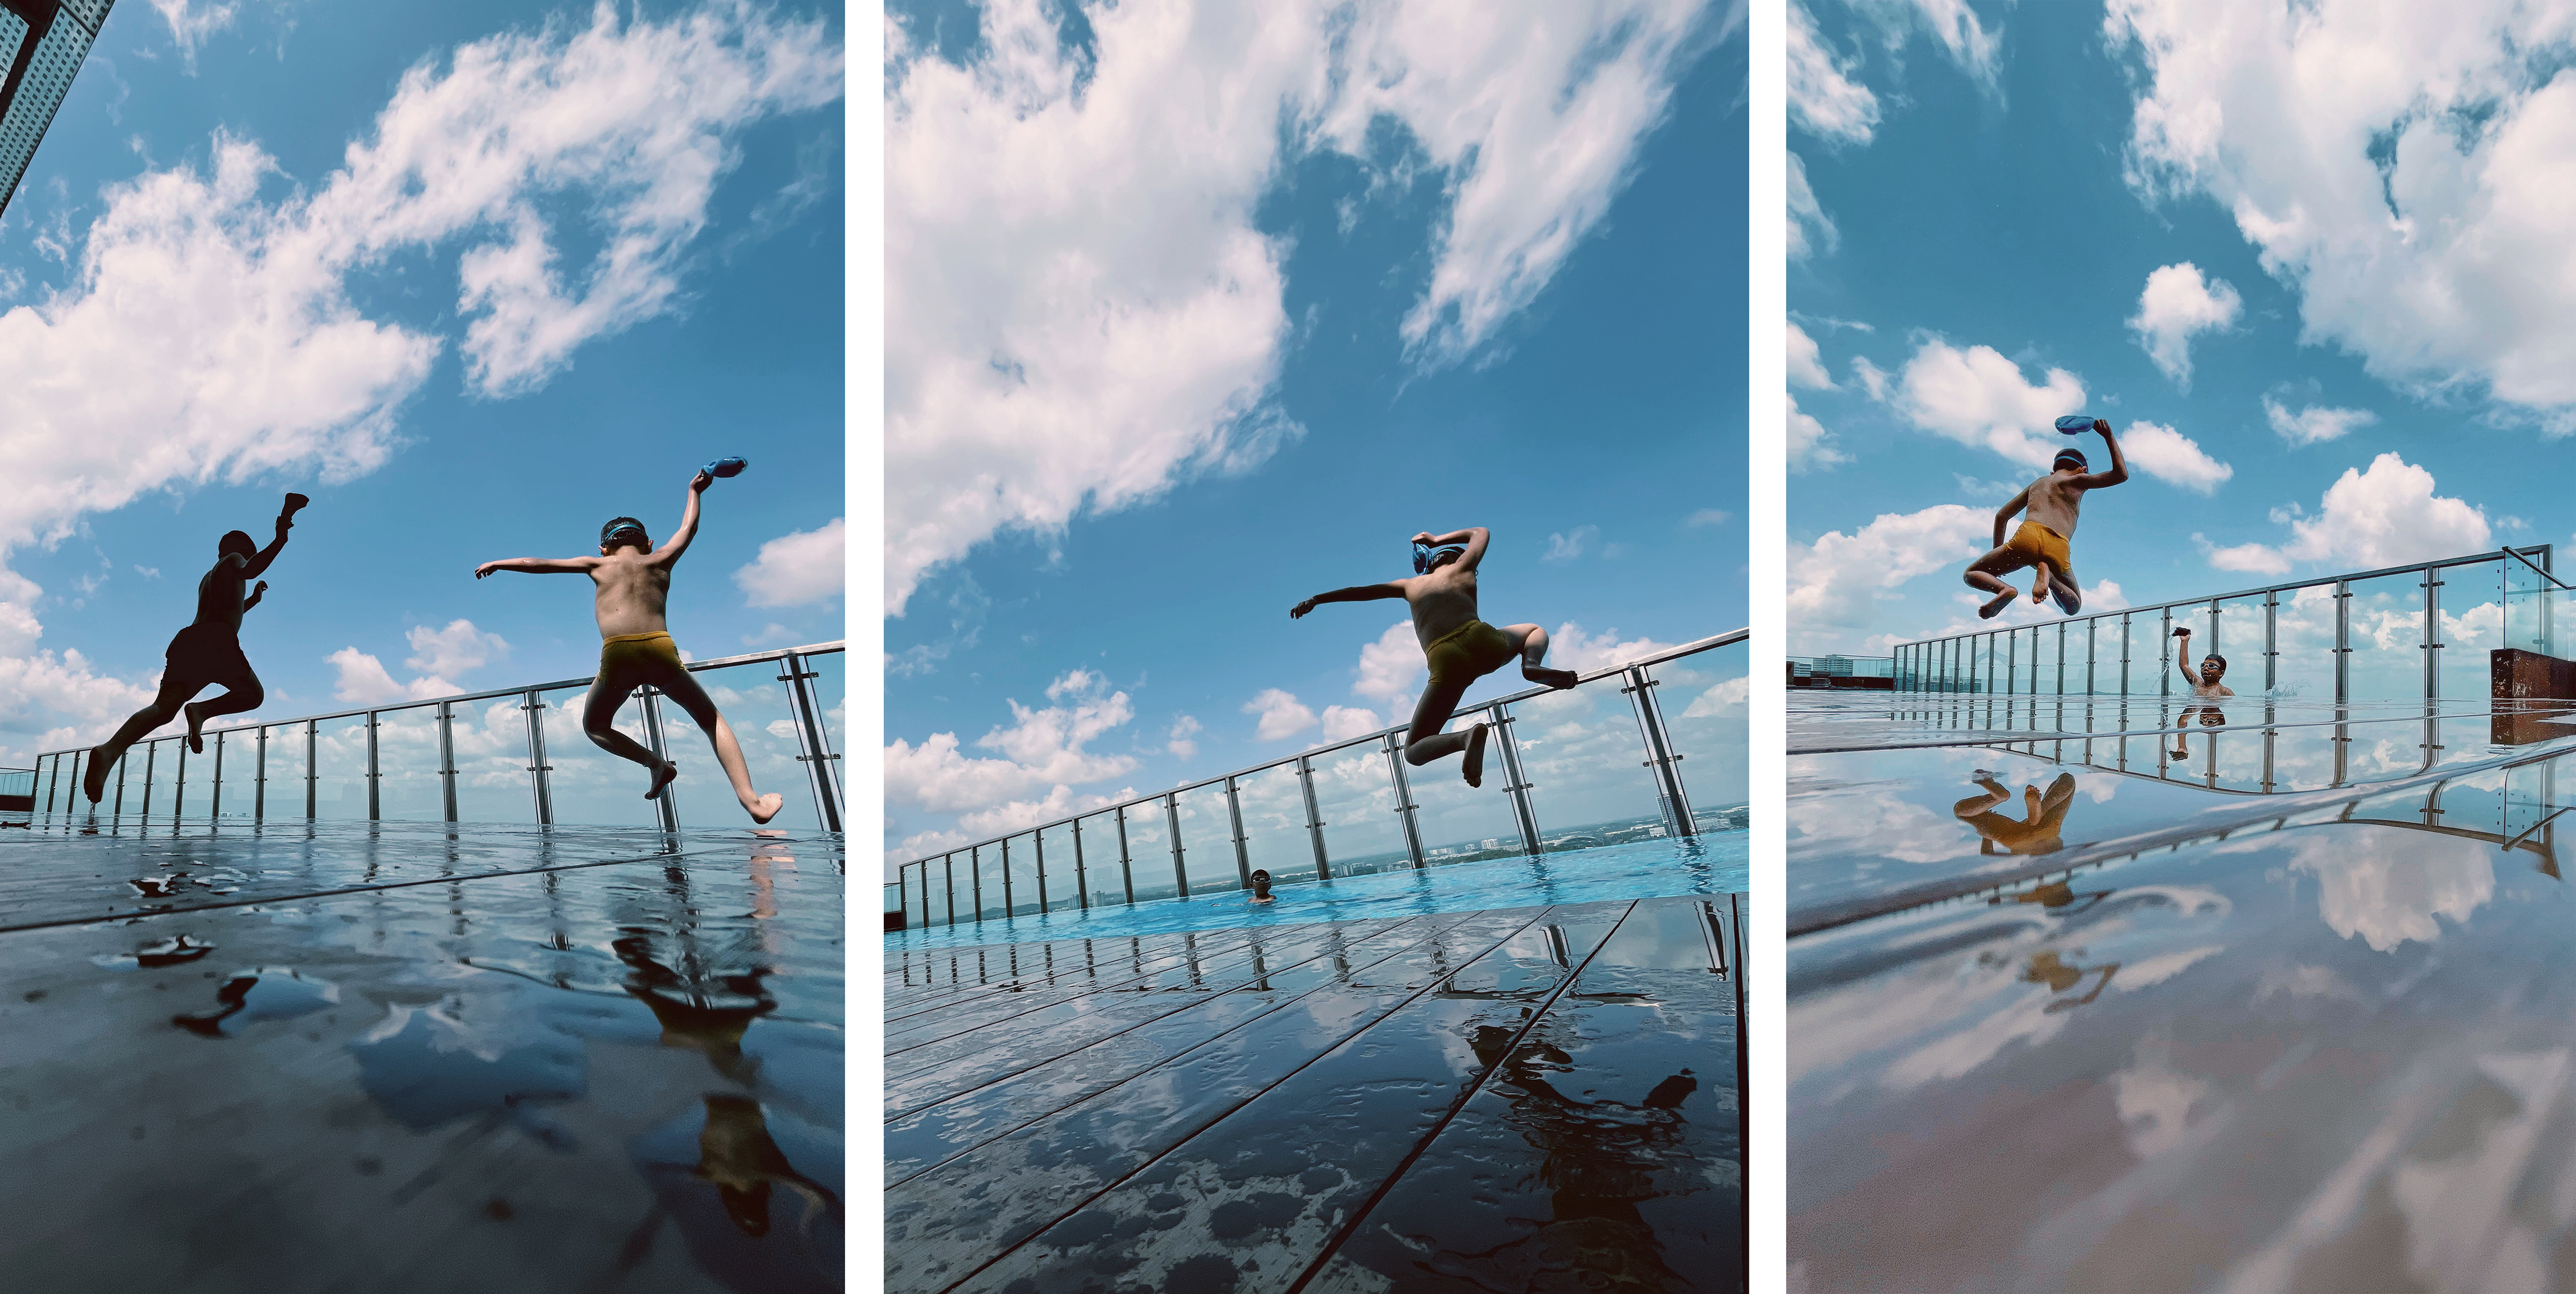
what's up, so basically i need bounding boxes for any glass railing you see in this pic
[891,629,1748,930]
[1886,546,2563,703]
[27,642,845,833]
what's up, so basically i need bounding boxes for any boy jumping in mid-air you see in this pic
[85,493,306,803]
[1964,419,2129,619]
[1290,527,1579,788]
[475,468,783,824]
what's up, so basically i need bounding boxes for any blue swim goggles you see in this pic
[1412,542,1465,574]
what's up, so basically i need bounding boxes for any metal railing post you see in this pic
[1224,775,1251,890]
[254,727,267,823]
[1294,753,1332,880]
[2263,590,2279,695]
[2086,618,2099,696]
[1625,665,1697,839]
[943,853,958,927]
[304,719,317,819]
[437,700,459,824]
[1116,806,1135,905]
[209,731,223,822]
[2006,630,2018,696]
[2055,622,2067,695]
[2423,565,2444,771]
[172,738,187,822]
[639,688,678,833]
[780,650,844,834]
[1492,703,1542,858]
[1166,792,1190,897]
[1034,830,1050,912]
[2333,579,2352,705]
[139,739,156,820]
[1072,817,1089,910]
[2159,607,2172,699]
[1384,732,1426,868]
[113,744,130,818]
[970,843,985,920]
[2120,613,2132,696]
[521,692,552,826]
[366,711,383,821]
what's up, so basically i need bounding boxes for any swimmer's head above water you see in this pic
[2198,653,2226,684]
[1249,869,1274,902]
[600,516,649,555]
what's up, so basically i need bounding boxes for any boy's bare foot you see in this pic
[2029,582,2048,605]
[184,701,210,753]
[645,760,679,800]
[1523,665,1579,689]
[1462,723,1490,788]
[82,756,108,804]
[1977,589,2015,619]
[744,792,784,824]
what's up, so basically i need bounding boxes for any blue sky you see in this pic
[0,2,844,770]
[883,0,1745,869]
[1788,0,2576,657]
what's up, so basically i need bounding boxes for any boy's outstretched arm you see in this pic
[655,470,712,567]
[243,514,293,579]
[2083,420,2131,487]
[476,556,601,579]
[1291,583,1408,618]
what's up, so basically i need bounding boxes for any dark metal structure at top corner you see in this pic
[0,0,114,221]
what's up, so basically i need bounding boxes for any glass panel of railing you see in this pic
[448,695,534,825]
[2269,585,2337,701]
[374,705,445,822]
[1309,743,1407,879]
[2345,572,2429,704]
[2438,559,2504,707]
[311,716,370,821]
[532,686,657,828]
[1108,800,1165,904]
[211,729,255,822]
[1235,764,1315,886]
[135,737,177,822]
[663,660,823,833]
[809,649,847,824]
[1036,821,1079,911]
[1406,723,1524,867]
[2206,595,2260,696]
[31,753,53,817]
[923,855,955,927]
[1001,830,1041,916]
[1172,784,1238,897]
[168,735,211,820]
[911,862,935,929]
[1508,674,1667,853]
[1077,811,1128,907]
[1653,648,1747,833]
[2503,554,2551,657]
[967,841,1005,920]
[262,724,308,820]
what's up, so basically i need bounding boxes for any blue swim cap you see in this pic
[1413,543,1465,573]
[600,516,647,547]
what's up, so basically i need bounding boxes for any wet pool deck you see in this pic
[884,894,1741,1293]
[0,820,845,1294]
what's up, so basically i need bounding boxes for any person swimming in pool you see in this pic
[1963,419,2129,620]
[84,492,306,804]
[475,468,784,823]
[1290,527,1579,787]
[2170,626,2231,761]
[1249,869,1275,904]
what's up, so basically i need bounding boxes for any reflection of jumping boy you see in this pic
[1964,419,2128,619]
[1289,527,1578,787]
[475,469,783,823]
[85,494,306,803]
[1953,771,2079,855]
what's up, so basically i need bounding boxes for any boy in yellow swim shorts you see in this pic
[475,467,784,824]
[1290,526,1580,787]
[1963,418,2129,620]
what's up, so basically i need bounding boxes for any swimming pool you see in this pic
[880,834,1744,952]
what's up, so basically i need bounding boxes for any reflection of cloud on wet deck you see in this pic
[2113,1032,2209,1161]
[1785,785,1960,865]
[2287,830,2494,952]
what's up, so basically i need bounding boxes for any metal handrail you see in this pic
[1895,546,2554,650]
[904,628,1743,865]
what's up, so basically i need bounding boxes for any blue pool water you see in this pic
[882,834,1744,952]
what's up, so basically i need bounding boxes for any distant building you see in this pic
[1814,656,1855,677]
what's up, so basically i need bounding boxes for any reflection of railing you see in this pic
[28,642,845,833]
[891,630,1746,930]
[1888,546,2557,703]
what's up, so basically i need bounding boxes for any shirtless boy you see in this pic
[1965,419,2129,618]
[2170,626,2231,760]
[84,493,305,803]
[1289,527,1578,787]
[475,469,783,824]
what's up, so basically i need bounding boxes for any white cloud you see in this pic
[1546,623,1680,673]
[1894,338,2086,468]
[1789,1,1879,145]
[733,516,845,608]
[2125,262,2241,387]
[2120,420,2233,493]
[2287,830,2493,953]
[1856,0,2003,86]
[1681,674,1749,719]
[1685,508,1732,528]
[1788,149,1837,261]
[1353,620,1425,708]
[1789,504,1990,652]
[327,646,463,705]
[2200,453,2491,575]
[2107,0,2576,424]
[1318,705,1382,742]
[1788,393,1849,474]
[1166,713,1202,760]
[1788,320,1834,389]
[1543,524,1601,564]
[2264,396,2379,447]
[884,667,1139,814]
[0,3,840,761]
[884,0,1720,614]
[148,0,238,69]
[1850,354,1890,400]
[404,618,507,681]
[1243,688,1315,741]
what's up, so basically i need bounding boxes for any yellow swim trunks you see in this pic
[598,630,689,696]
[1424,620,1519,691]
[1997,521,2075,583]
